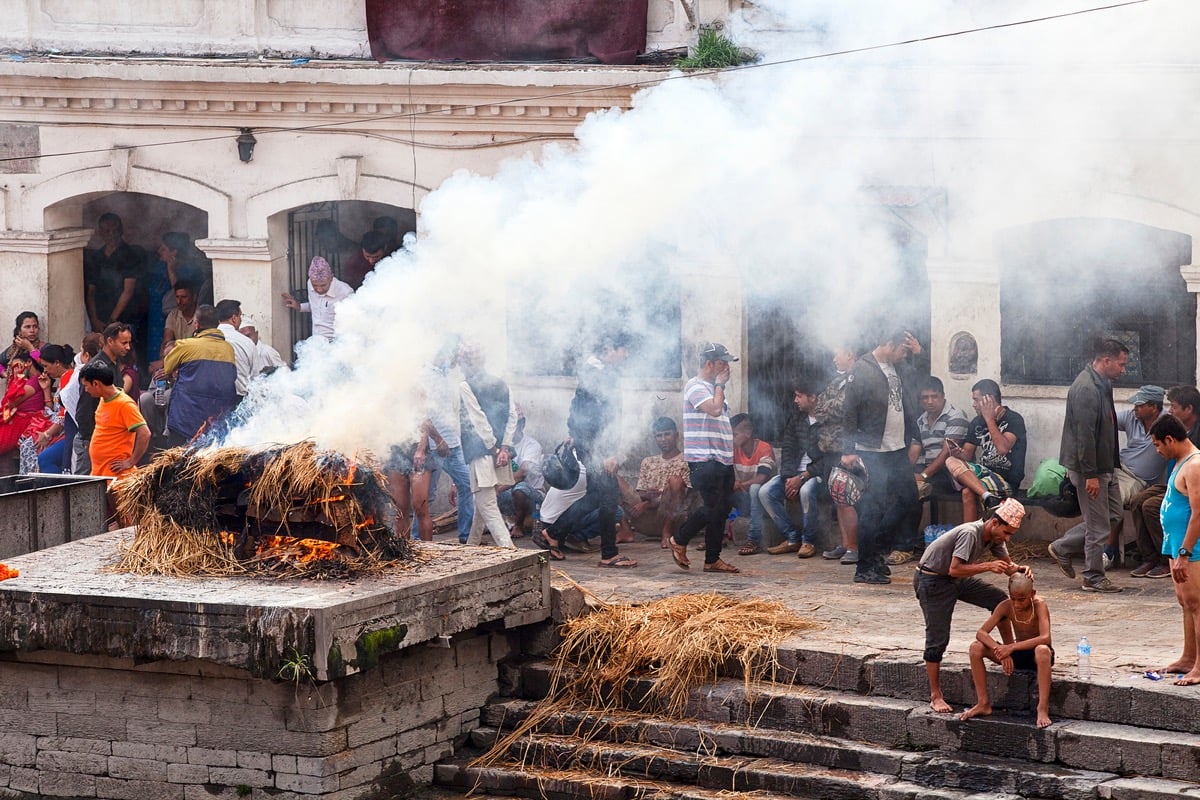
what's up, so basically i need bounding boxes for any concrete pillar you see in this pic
[679,271,745,411]
[0,228,92,347]
[1180,264,1200,385]
[195,237,276,350]
[926,256,1000,412]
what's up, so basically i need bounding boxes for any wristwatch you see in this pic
[1180,547,1192,559]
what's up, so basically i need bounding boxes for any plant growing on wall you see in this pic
[675,26,757,69]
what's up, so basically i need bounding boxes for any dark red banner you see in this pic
[366,0,648,65]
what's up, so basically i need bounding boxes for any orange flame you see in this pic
[218,532,345,564]
[0,563,18,580]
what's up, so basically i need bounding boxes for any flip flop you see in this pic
[545,546,566,561]
[669,538,690,570]
[703,558,740,574]
[598,554,637,568]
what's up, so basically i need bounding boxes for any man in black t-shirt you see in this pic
[945,379,1028,522]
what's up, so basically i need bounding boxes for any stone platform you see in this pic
[0,530,549,680]
[0,533,551,799]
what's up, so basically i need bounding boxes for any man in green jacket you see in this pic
[1048,338,1129,593]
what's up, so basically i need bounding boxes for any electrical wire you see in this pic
[0,0,1152,165]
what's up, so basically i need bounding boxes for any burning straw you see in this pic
[109,441,412,578]
[476,592,819,769]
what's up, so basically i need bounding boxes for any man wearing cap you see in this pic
[670,342,740,574]
[841,328,922,585]
[915,498,1029,714]
[1104,385,1168,573]
[238,315,287,375]
[280,256,354,342]
[1049,338,1129,593]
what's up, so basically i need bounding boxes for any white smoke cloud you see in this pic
[227,0,1191,458]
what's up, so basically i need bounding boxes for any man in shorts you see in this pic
[945,379,1028,522]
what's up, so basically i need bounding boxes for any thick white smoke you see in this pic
[227,0,1191,459]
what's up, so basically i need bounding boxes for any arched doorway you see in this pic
[47,192,209,383]
[997,218,1195,388]
[270,200,416,353]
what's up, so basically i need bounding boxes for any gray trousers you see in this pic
[913,571,1006,663]
[1056,469,1122,584]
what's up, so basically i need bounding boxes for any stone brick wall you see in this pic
[0,628,513,799]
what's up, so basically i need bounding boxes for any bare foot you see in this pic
[959,702,991,721]
[931,697,953,714]
[1036,710,1052,728]
[1173,670,1200,686]
[1164,660,1194,675]
[615,533,635,544]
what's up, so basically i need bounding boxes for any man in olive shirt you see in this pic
[914,499,1030,714]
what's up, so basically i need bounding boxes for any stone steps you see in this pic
[511,660,1200,783]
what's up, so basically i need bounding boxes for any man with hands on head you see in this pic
[914,498,1030,714]
[945,379,1027,522]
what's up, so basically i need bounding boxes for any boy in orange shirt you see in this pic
[80,361,149,479]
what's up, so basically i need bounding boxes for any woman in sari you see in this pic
[0,352,52,457]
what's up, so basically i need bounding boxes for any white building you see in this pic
[1,0,1198,472]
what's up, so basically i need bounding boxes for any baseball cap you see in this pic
[700,342,739,362]
[1129,385,1165,406]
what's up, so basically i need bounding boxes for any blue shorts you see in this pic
[497,481,544,517]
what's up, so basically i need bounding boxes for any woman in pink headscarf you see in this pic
[279,256,354,341]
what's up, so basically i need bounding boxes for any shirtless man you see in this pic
[1149,414,1200,686]
[960,572,1054,728]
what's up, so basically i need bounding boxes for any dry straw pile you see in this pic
[109,441,410,577]
[479,592,818,768]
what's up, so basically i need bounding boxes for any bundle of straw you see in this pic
[477,593,818,769]
[109,442,411,577]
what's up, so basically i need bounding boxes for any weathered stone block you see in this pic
[776,640,874,692]
[272,754,297,774]
[1051,679,1132,727]
[38,770,97,797]
[1160,737,1200,782]
[165,763,208,784]
[95,776,184,800]
[0,734,36,767]
[1096,775,1200,799]
[95,692,157,720]
[186,747,237,767]
[36,736,110,755]
[208,766,271,787]
[8,766,37,794]
[56,712,128,740]
[35,750,108,775]
[236,751,272,771]
[868,655,941,701]
[1129,682,1200,734]
[110,742,156,760]
[106,756,167,781]
[158,699,211,725]
[1056,720,1168,776]
[821,694,920,748]
[0,709,54,737]
[955,714,1056,762]
[127,721,196,747]
[275,770,339,793]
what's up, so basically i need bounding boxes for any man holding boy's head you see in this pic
[914,498,1030,715]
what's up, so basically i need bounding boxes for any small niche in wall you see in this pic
[949,331,978,376]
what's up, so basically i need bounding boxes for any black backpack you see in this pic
[542,441,581,490]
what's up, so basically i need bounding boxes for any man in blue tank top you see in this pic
[1149,414,1200,686]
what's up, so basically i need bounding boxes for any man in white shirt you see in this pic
[238,315,287,375]
[215,299,261,397]
[280,256,354,341]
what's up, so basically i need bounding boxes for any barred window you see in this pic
[998,219,1194,387]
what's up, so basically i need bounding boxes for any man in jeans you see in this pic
[757,382,821,558]
[1049,338,1129,593]
[841,327,922,585]
[670,342,740,575]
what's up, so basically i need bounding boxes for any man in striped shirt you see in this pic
[670,342,740,575]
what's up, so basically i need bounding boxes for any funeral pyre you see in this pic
[109,442,414,578]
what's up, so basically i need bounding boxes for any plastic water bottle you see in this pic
[1077,636,1091,679]
[153,378,167,407]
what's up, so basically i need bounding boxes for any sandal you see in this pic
[703,558,740,574]
[669,537,691,570]
[598,554,638,568]
[738,543,761,556]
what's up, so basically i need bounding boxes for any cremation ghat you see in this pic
[0,532,549,798]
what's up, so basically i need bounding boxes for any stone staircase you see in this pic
[435,626,1200,800]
